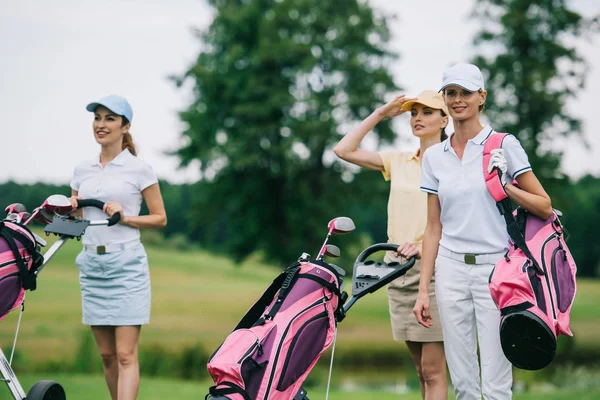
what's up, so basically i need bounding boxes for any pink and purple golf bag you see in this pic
[484,133,577,370]
[206,259,342,400]
[0,221,43,322]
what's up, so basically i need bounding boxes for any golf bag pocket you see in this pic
[276,306,331,391]
[208,323,277,400]
[0,221,42,322]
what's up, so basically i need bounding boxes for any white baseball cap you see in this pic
[440,63,485,92]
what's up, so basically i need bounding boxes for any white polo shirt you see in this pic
[70,149,158,246]
[420,126,532,254]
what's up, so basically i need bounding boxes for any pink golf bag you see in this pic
[206,260,342,400]
[0,221,43,322]
[484,133,577,370]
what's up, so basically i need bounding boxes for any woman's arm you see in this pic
[505,171,552,220]
[333,95,414,170]
[123,183,167,229]
[413,193,442,328]
[105,183,167,229]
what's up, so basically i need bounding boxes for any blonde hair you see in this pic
[121,117,137,156]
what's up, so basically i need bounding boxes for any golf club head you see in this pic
[328,217,355,234]
[16,211,31,224]
[42,194,73,215]
[4,213,20,223]
[4,203,27,215]
[324,244,340,258]
[27,208,54,225]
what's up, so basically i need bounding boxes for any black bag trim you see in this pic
[298,274,341,299]
[207,381,251,400]
[496,199,543,274]
[0,222,37,290]
[500,301,534,316]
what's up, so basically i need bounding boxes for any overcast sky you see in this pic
[1,0,598,185]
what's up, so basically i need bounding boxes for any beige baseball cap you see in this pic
[401,90,449,115]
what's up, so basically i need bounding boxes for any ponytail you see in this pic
[121,117,137,156]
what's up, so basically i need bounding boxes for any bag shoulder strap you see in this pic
[482,132,509,202]
[482,134,543,273]
[233,263,300,330]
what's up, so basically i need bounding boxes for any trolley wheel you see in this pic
[26,380,66,400]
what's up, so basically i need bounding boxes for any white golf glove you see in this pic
[488,148,508,186]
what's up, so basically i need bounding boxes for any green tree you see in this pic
[561,175,600,277]
[173,0,398,264]
[471,0,597,196]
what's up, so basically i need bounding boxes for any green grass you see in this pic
[1,231,600,394]
[13,374,600,399]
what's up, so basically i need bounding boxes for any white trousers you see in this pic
[435,252,513,400]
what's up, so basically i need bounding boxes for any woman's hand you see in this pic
[69,195,83,218]
[103,201,125,223]
[395,242,422,260]
[377,94,416,119]
[413,291,432,328]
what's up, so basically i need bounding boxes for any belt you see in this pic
[84,239,140,255]
[438,246,505,265]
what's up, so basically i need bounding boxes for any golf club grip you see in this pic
[77,199,121,226]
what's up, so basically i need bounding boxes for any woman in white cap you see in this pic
[413,64,552,399]
[334,91,449,399]
[69,95,167,400]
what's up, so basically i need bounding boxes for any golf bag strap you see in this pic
[483,132,509,203]
[483,134,543,274]
[299,274,341,299]
[0,224,36,290]
[207,382,251,400]
[265,265,301,320]
[234,264,300,330]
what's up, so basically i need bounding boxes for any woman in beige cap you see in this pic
[334,90,449,399]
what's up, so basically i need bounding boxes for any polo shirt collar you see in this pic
[406,148,420,161]
[443,125,494,152]
[472,126,494,145]
[89,148,132,167]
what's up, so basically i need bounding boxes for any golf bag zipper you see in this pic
[276,310,328,389]
[262,297,326,399]
[540,233,558,319]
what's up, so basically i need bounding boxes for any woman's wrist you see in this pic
[374,107,387,119]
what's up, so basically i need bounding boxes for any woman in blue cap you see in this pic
[69,95,167,400]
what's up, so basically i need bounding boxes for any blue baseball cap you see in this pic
[86,95,133,122]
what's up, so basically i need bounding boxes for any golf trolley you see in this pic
[206,216,416,400]
[1,195,119,400]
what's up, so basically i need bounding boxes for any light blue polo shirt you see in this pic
[420,126,532,254]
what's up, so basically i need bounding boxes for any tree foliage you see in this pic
[173,0,398,264]
[471,0,595,187]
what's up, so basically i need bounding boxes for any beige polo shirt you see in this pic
[379,150,426,246]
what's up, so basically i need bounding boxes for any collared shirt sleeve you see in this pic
[379,152,393,181]
[420,148,438,194]
[503,134,532,179]
[70,166,82,191]
[138,162,159,191]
